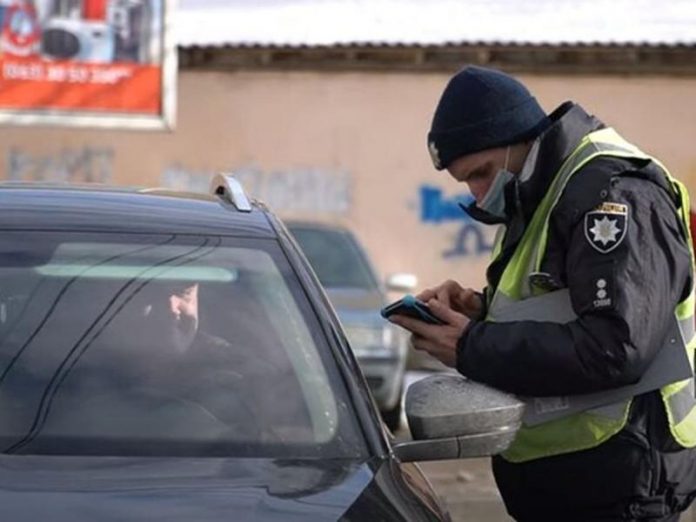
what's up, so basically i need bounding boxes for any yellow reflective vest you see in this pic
[485,128,696,463]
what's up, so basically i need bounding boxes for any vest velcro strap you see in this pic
[588,140,644,157]
[667,380,696,426]
[585,399,629,420]
[488,289,575,324]
[679,315,696,346]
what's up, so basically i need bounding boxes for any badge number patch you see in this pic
[584,203,628,254]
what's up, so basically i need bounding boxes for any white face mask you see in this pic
[478,146,514,221]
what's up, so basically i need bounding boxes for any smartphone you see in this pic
[380,294,445,325]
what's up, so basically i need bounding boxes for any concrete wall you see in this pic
[2,70,696,293]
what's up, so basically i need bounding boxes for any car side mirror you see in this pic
[393,374,524,462]
[385,273,418,293]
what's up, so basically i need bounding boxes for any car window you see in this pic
[0,231,367,459]
[287,226,378,290]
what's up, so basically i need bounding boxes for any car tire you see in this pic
[381,394,403,433]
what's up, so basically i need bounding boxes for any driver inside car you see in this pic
[111,280,230,382]
[43,278,272,443]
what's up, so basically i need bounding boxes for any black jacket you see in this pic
[467,101,696,521]
[456,102,693,398]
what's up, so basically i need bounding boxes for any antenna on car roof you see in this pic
[210,173,252,212]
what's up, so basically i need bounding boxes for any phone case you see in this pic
[381,294,445,325]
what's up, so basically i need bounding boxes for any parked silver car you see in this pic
[285,222,416,431]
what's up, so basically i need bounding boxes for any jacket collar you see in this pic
[483,103,605,291]
[515,102,605,221]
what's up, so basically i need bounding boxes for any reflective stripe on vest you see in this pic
[486,128,696,463]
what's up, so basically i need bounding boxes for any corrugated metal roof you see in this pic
[176,0,696,48]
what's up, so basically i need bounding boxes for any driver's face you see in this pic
[132,281,200,355]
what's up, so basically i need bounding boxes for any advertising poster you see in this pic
[0,0,175,129]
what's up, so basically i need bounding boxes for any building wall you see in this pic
[1,70,696,293]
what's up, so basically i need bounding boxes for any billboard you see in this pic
[0,0,175,129]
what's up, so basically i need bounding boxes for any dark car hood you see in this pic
[0,455,437,521]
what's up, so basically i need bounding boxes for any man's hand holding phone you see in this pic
[417,280,483,320]
[382,286,472,368]
[380,294,445,325]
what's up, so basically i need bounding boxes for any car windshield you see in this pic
[0,231,367,459]
[288,226,378,290]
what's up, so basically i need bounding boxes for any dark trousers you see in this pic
[492,394,696,522]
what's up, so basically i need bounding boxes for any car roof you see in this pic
[284,220,353,234]
[0,184,277,238]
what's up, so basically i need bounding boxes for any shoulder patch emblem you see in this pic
[584,202,628,254]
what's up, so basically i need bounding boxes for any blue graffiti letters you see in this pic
[419,185,473,223]
[444,224,494,257]
[417,184,495,257]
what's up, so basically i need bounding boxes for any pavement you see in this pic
[398,370,696,522]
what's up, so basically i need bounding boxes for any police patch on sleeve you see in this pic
[584,202,628,254]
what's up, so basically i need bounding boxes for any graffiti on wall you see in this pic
[419,184,496,258]
[162,165,352,214]
[7,146,114,183]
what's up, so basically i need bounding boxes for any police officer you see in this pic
[389,66,696,521]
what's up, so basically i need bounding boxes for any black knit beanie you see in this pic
[427,66,550,170]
